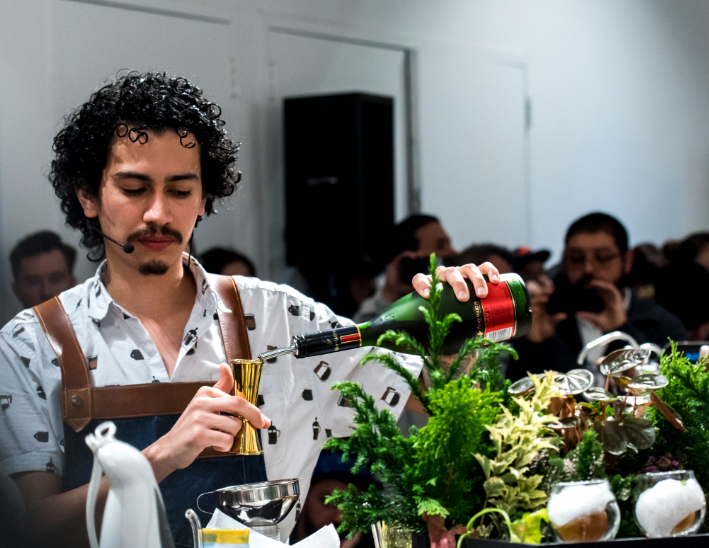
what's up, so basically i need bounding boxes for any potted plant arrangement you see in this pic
[324,257,709,546]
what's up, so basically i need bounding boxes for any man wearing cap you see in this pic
[510,247,551,284]
[507,213,685,380]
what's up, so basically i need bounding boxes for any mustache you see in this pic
[126,224,184,245]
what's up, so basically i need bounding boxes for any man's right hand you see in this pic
[526,278,567,343]
[143,363,270,482]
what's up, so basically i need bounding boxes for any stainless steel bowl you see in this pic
[211,478,300,541]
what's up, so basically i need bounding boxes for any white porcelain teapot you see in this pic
[85,421,174,548]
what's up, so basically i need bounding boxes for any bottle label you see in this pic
[486,327,514,343]
[337,327,362,350]
[478,281,516,340]
[295,325,362,358]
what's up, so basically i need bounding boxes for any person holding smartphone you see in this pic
[352,215,457,323]
[508,212,685,379]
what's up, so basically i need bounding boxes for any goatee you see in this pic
[139,261,170,276]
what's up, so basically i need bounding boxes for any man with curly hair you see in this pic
[0,72,499,547]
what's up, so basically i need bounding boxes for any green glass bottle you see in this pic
[289,273,531,358]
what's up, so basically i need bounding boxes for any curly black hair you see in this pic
[49,71,241,260]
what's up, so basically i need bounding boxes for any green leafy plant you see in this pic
[474,372,560,519]
[324,264,709,545]
[649,342,709,495]
[325,255,516,536]
[562,429,606,482]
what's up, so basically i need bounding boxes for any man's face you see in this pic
[564,232,633,286]
[414,221,456,257]
[12,249,77,308]
[77,129,206,276]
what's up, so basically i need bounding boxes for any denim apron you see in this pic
[62,416,267,547]
[34,275,266,547]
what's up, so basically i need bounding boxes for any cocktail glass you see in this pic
[634,470,706,538]
[547,479,620,543]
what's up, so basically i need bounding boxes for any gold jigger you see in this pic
[229,358,264,455]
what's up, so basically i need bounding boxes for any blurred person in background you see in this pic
[663,232,709,270]
[290,451,378,548]
[200,247,256,277]
[454,243,513,274]
[509,246,551,283]
[673,232,709,271]
[508,212,685,380]
[655,232,709,341]
[353,214,457,322]
[508,248,559,360]
[10,231,78,310]
[291,472,374,548]
[625,243,667,299]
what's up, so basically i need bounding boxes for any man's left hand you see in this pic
[412,262,500,301]
[576,279,627,332]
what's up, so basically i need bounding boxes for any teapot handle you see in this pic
[85,422,118,548]
[85,449,103,548]
[197,490,217,514]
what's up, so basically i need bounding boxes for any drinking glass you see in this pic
[547,479,620,543]
[634,470,706,538]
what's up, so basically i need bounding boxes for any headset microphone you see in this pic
[96,228,134,254]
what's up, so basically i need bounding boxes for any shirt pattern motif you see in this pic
[0,257,422,537]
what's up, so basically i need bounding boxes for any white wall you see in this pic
[2,0,709,324]
[258,0,709,256]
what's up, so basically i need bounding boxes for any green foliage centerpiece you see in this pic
[324,255,709,546]
[325,256,554,547]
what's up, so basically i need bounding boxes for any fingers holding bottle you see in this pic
[412,262,500,301]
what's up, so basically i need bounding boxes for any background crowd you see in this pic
[10,211,707,382]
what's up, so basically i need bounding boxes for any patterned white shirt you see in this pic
[0,257,422,537]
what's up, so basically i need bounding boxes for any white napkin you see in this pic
[206,509,340,548]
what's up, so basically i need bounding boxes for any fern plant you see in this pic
[325,255,517,536]
[649,342,709,495]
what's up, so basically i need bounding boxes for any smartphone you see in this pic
[662,341,709,363]
[546,284,605,315]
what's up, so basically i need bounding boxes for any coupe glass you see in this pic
[547,479,620,543]
[634,470,706,538]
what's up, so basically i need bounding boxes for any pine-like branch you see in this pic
[362,351,432,413]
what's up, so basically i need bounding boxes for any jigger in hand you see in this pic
[229,358,264,455]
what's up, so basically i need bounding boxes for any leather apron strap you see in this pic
[34,297,93,432]
[33,274,252,435]
[207,273,253,362]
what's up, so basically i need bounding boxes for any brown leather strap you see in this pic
[200,274,253,458]
[208,274,252,363]
[34,298,93,432]
[91,382,213,419]
[36,275,253,446]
